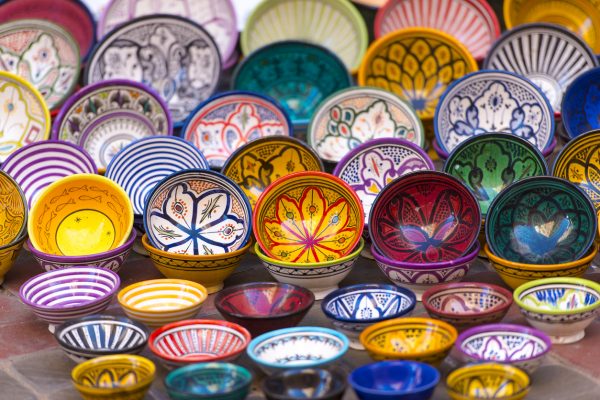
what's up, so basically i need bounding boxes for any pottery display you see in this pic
[263,368,347,400]
[165,363,253,400]
[446,363,530,400]
[0,170,27,246]
[0,232,26,285]
[562,68,600,138]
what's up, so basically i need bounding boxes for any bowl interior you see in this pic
[57,318,148,352]
[351,362,439,394]
[166,363,251,396]
[0,170,27,247]
[323,287,415,322]
[448,364,529,399]
[73,356,154,390]
[119,281,207,312]
[425,286,511,316]
[518,283,600,312]
[264,369,345,398]
[362,321,456,355]
[460,330,549,361]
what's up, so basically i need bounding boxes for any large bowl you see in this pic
[562,68,600,138]
[0,170,27,246]
[165,363,252,400]
[263,368,347,400]
[0,232,27,285]
[446,363,530,400]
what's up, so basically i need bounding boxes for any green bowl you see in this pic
[165,363,252,400]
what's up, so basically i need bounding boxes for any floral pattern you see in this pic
[462,333,547,363]
[521,287,598,311]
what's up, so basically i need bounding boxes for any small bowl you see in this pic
[514,277,600,344]
[0,170,27,245]
[247,327,349,375]
[0,233,27,285]
[149,319,251,369]
[456,323,552,374]
[71,355,155,400]
[360,317,458,365]
[349,361,440,400]
[563,68,600,138]
[165,362,252,400]
[263,368,347,400]
[54,315,149,363]
[447,363,530,400]
[118,279,208,328]
[214,282,315,337]
[321,284,417,350]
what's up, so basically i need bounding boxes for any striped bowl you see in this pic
[19,267,120,331]
[118,279,208,328]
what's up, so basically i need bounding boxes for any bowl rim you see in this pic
[436,135,557,160]
[164,362,253,397]
[514,277,600,315]
[562,68,600,138]
[141,233,252,261]
[552,128,600,178]
[371,240,480,269]
[71,354,155,392]
[262,368,348,400]
[446,362,530,398]
[0,169,28,245]
[349,360,440,396]
[117,278,208,313]
[484,242,598,270]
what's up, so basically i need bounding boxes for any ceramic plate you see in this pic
[241,0,368,72]
[562,68,600,138]
[181,91,292,168]
[52,79,172,170]
[144,169,252,255]
[375,0,500,61]
[85,15,221,126]
[0,170,27,245]
[307,87,425,162]
[358,28,478,120]
[435,71,555,156]
[221,136,323,208]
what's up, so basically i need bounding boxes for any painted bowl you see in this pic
[0,170,27,246]
[149,319,251,369]
[514,277,600,344]
[144,169,252,256]
[485,176,597,264]
[19,267,120,331]
[232,41,352,126]
[456,323,552,374]
[71,355,155,400]
[446,363,530,400]
[0,232,26,285]
[307,87,425,162]
[562,69,600,138]
[321,284,416,350]
[54,315,149,364]
[253,171,364,263]
[222,136,324,208]
[165,363,252,400]
[118,279,208,328]
[214,282,315,337]
[349,361,440,400]
[358,28,478,120]
[263,368,346,400]
[369,170,481,263]
[443,133,548,216]
[247,326,349,375]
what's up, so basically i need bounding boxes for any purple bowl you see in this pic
[434,135,557,160]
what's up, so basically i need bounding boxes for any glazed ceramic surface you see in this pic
[446,363,530,400]
[233,41,352,126]
[562,69,600,138]
[144,169,252,255]
[307,87,425,162]
[484,23,598,110]
[181,91,292,168]
[0,233,25,285]
[85,15,221,126]
[485,177,597,264]
[263,368,346,400]
[165,363,252,400]
[443,133,547,216]
[358,28,478,120]
[53,79,172,170]
[222,136,323,208]
[0,170,27,246]
[253,171,364,263]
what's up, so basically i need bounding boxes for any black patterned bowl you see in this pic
[263,368,347,400]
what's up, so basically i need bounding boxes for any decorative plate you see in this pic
[0,170,27,246]
[562,68,600,138]
[485,177,597,264]
[307,87,425,162]
[232,41,352,126]
[333,138,434,225]
[358,28,478,120]
[221,136,323,208]
[2,140,96,208]
[444,133,548,216]
[375,0,500,61]
[144,169,252,255]
[181,91,292,168]
[85,15,221,126]
[241,0,368,72]
[435,71,555,156]
[484,23,598,111]
[253,171,364,263]
[52,79,172,170]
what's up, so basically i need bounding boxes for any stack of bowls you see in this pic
[165,363,253,400]
[0,170,28,284]
[446,363,530,400]
[263,368,347,400]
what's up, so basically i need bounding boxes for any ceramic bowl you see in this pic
[165,362,252,400]
[214,282,315,337]
[19,267,120,331]
[349,361,440,400]
[446,363,530,400]
[71,355,155,400]
[456,323,552,374]
[253,171,364,263]
[514,277,600,344]
[358,28,478,120]
[360,317,458,365]
[263,368,347,400]
[0,232,26,285]
[255,239,364,300]
[54,315,149,363]
[0,170,27,246]
[233,41,352,126]
[562,69,600,138]
[321,284,417,350]
[485,176,597,264]
[247,326,349,375]
[149,319,251,369]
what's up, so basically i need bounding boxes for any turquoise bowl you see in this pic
[164,363,252,400]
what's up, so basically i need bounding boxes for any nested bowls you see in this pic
[165,363,253,400]
[446,363,530,400]
[263,368,347,400]
[0,232,27,285]
[562,69,600,138]
[0,170,27,246]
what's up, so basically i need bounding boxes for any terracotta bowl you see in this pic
[165,362,252,400]
[446,363,530,400]
[263,368,347,400]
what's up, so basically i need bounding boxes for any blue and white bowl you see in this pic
[321,284,416,350]
[562,67,600,138]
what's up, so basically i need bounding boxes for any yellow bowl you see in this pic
[0,233,26,285]
[359,317,457,365]
[447,363,530,400]
[0,170,27,246]
[28,174,133,256]
[72,355,155,400]
[485,243,596,289]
